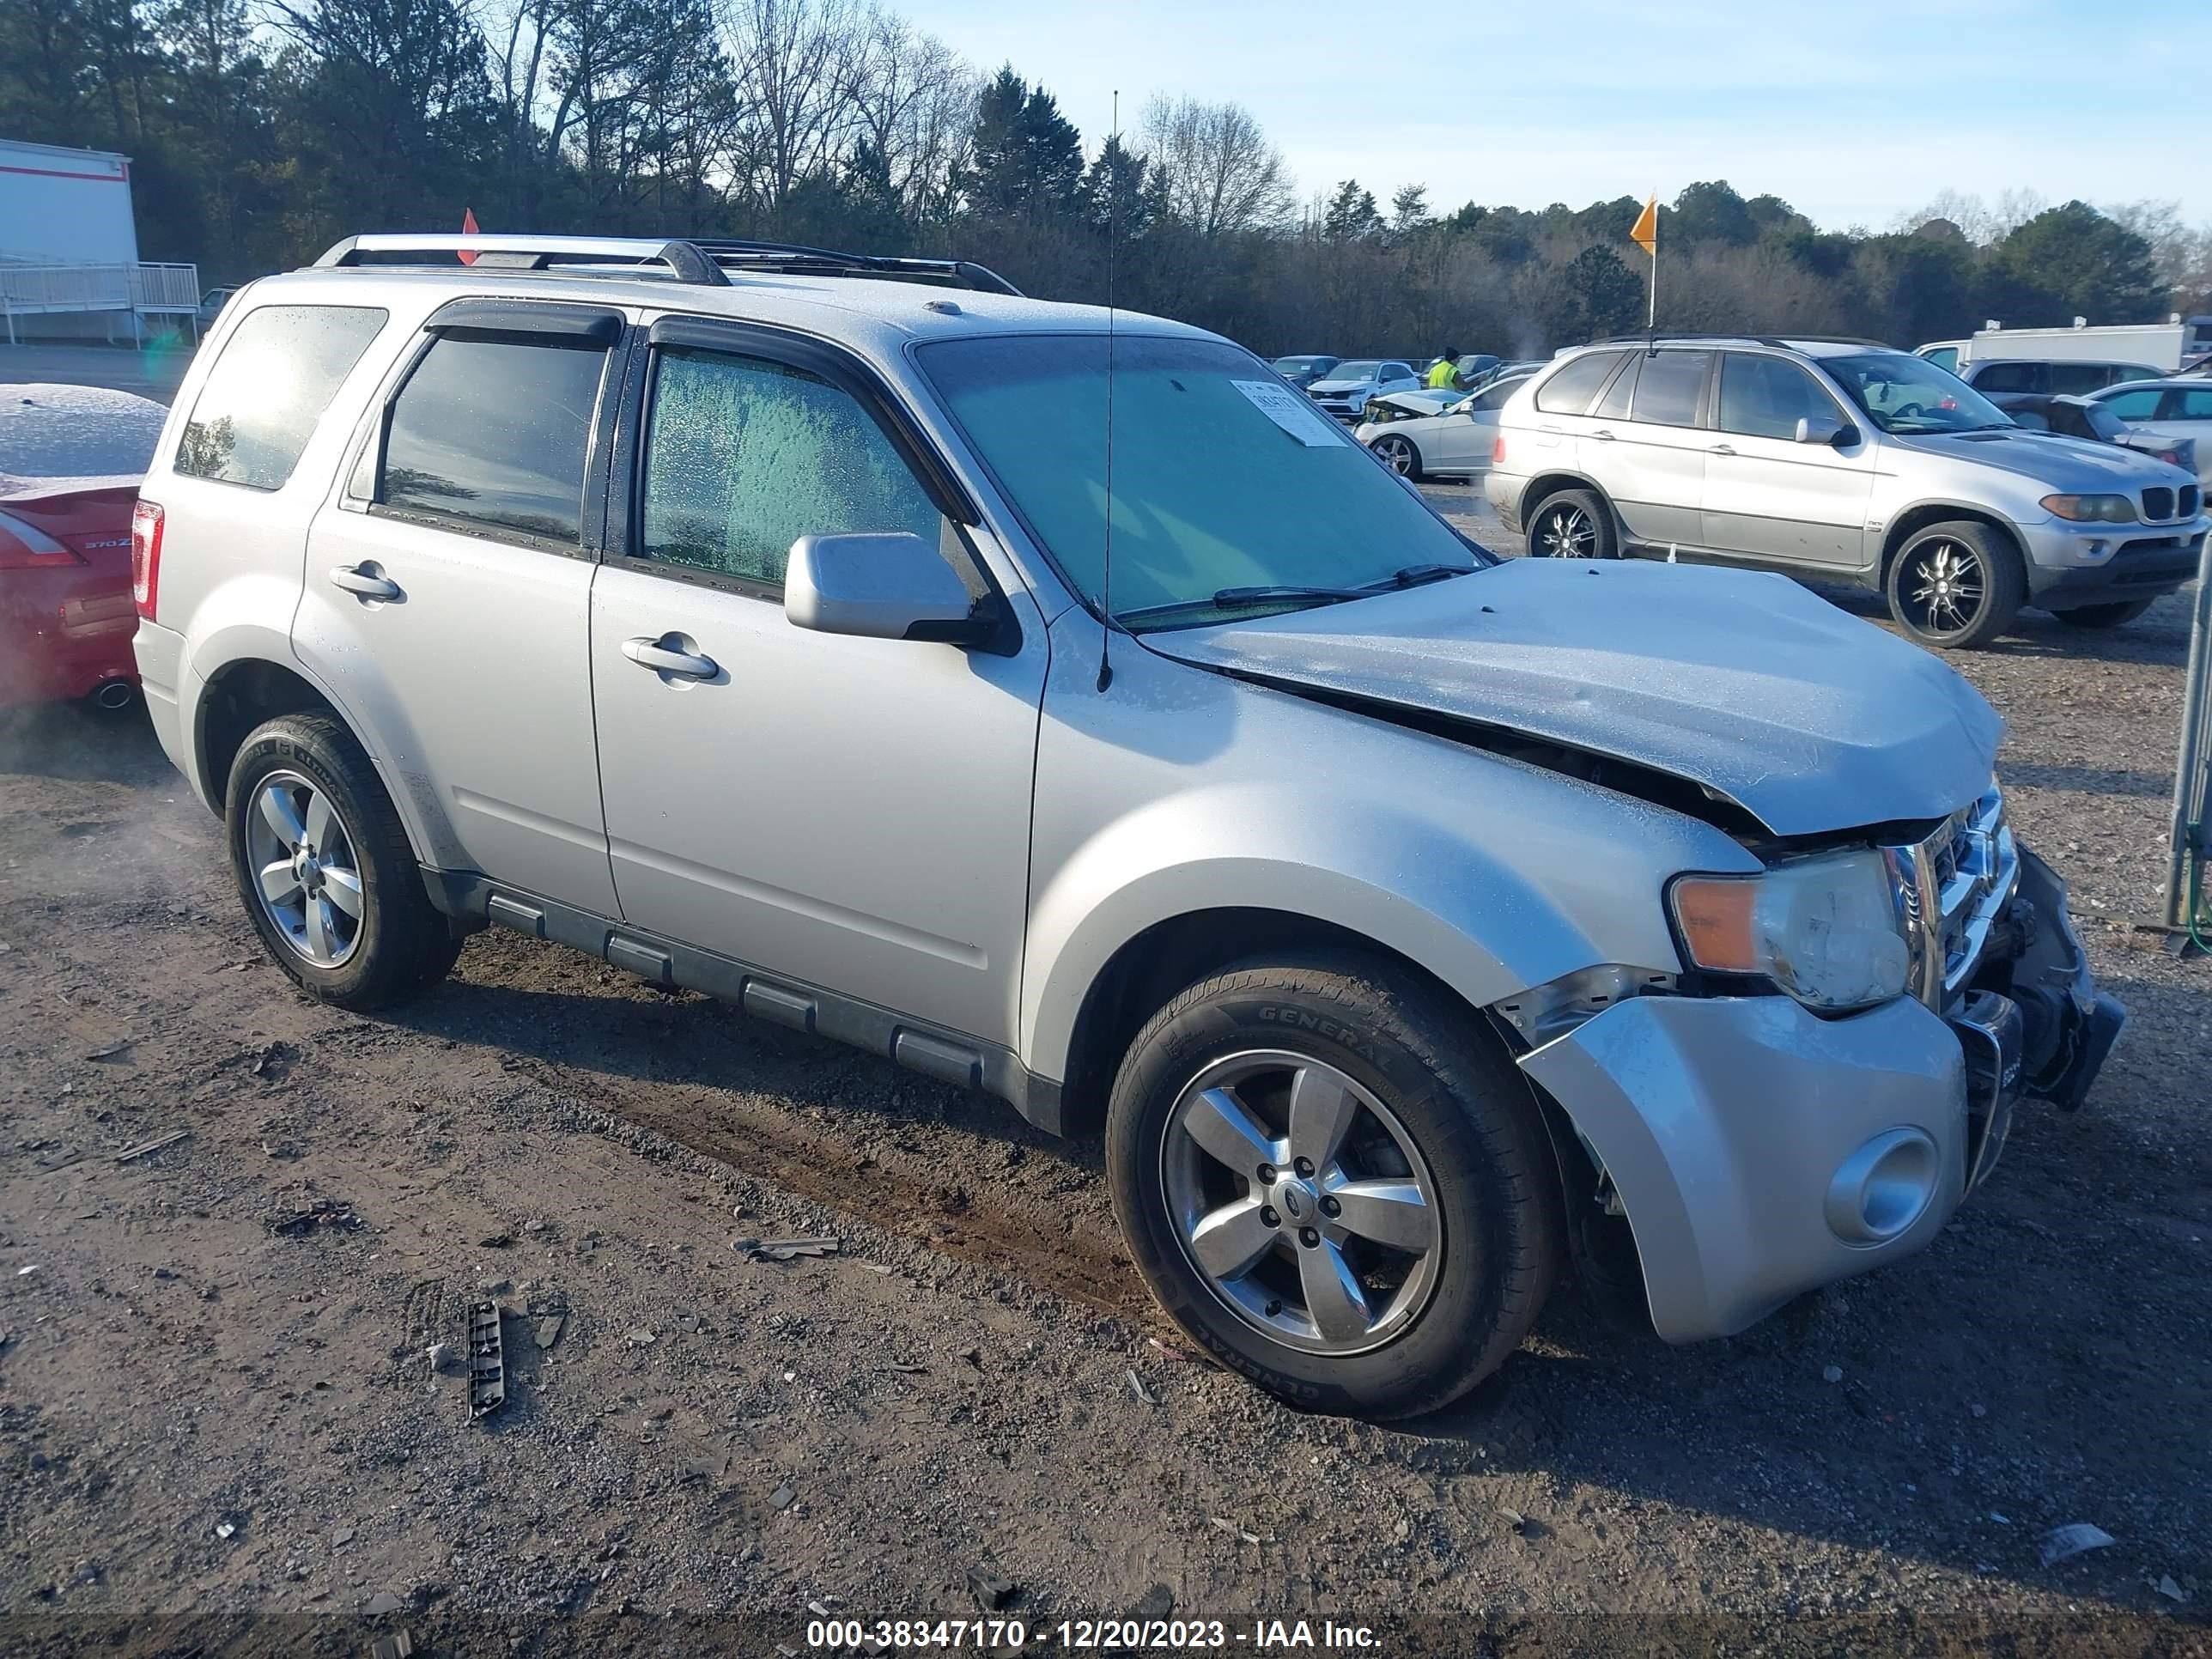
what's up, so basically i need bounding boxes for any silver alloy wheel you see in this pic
[1538,502,1595,557]
[1160,1049,1443,1356]
[1376,436,1413,475]
[1903,538,1986,637]
[245,769,365,968]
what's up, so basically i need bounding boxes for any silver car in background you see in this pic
[1486,335,2208,647]
[1304,357,1421,421]
[134,242,2123,1421]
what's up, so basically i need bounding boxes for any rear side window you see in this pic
[2174,388,2212,420]
[174,304,386,489]
[1591,356,1638,419]
[378,333,610,546]
[1921,347,1959,373]
[636,347,941,589]
[2101,387,2162,418]
[1631,350,1711,427]
[1534,350,1627,415]
[1971,362,2043,394]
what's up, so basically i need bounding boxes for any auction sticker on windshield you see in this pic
[1233,379,1345,446]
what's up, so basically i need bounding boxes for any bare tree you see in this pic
[720,0,864,215]
[1141,93,1293,238]
[839,9,974,223]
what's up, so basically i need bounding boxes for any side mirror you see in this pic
[785,531,988,644]
[1796,414,1857,447]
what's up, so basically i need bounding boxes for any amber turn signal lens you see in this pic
[1670,876,1759,972]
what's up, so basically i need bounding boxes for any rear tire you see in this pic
[226,712,457,1010]
[1528,487,1617,560]
[1105,951,1561,1420]
[1884,520,2025,650]
[2050,599,2154,630]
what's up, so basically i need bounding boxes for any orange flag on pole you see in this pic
[1630,193,1657,257]
[458,207,480,265]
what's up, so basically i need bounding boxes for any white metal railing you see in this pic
[0,259,204,344]
[130,262,200,311]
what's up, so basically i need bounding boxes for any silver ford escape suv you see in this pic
[132,235,2124,1419]
[1485,334,2207,648]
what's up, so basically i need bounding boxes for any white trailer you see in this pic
[0,138,197,343]
[1929,317,2212,374]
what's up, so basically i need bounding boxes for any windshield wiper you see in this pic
[1118,585,1368,623]
[1366,562,1477,590]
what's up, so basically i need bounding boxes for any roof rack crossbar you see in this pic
[312,233,1017,296]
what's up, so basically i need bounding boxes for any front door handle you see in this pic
[1589,428,1616,441]
[1708,443,1737,456]
[623,634,720,681]
[329,563,401,602]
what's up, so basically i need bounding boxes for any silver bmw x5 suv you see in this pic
[131,236,2123,1419]
[1486,335,2208,648]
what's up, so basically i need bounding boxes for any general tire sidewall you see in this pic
[228,723,404,1004]
[1108,975,1540,1418]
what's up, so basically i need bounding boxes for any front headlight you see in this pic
[2040,493,2137,523]
[1668,849,1910,1012]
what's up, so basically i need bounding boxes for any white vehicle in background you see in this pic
[2089,379,2212,484]
[1356,371,1534,481]
[1919,317,2212,380]
[1304,359,1420,422]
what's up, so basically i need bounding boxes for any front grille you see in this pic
[2142,485,2175,522]
[2185,485,2203,519]
[1883,787,2017,1010]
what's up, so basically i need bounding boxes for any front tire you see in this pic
[1528,487,1617,560]
[227,712,457,1010]
[1105,953,1561,1420]
[2050,598,2154,630]
[1884,520,2025,650]
[1370,434,1423,480]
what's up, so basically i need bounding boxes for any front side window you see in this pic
[1717,353,1844,440]
[1534,350,1627,416]
[637,348,942,588]
[2100,387,2162,419]
[378,332,608,546]
[175,304,387,489]
[1970,362,2042,394]
[916,332,1483,630]
[1921,347,1959,373]
[1826,352,2014,435]
[2050,362,2125,397]
[1471,378,1526,413]
[1630,350,1711,427]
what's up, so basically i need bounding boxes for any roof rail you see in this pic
[312,233,1023,296]
[1597,331,1890,350]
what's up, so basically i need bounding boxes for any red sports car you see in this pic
[0,383,168,709]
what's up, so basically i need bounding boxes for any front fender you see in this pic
[1019,629,1759,1080]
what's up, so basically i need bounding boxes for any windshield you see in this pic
[1273,356,1334,374]
[917,333,1484,629]
[1822,352,2013,435]
[1323,360,1381,382]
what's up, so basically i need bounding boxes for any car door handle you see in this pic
[1707,443,1737,456]
[329,563,401,601]
[622,635,720,681]
[1589,428,1616,441]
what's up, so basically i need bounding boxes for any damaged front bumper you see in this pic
[1518,839,2121,1345]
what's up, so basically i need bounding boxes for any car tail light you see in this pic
[131,499,164,619]
[0,507,84,569]
[1492,434,1506,465]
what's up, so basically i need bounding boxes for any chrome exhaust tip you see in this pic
[92,679,137,710]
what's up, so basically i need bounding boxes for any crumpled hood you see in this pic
[1892,427,2187,489]
[1144,558,2003,836]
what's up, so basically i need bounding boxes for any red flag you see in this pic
[458,208,479,265]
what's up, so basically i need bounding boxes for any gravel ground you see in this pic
[1,491,2208,1656]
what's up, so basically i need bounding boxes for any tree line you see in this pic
[5,0,2209,356]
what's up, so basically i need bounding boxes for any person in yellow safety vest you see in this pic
[1425,349,1462,391]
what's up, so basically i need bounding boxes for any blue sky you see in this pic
[902,1,2210,229]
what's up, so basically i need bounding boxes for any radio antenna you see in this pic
[1096,88,1120,693]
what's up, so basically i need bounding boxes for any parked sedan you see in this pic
[1306,359,1420,421]
[1356,371,1534,481]
[1988,391,2197,479]
[2089,379,2212,484]
[0,383,167,709]
[1270,354,1340,391]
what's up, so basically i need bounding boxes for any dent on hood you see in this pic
[1145,559,2003,841]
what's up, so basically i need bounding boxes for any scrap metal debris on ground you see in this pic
[112,1127,190,1164]
[265,1197,362,1237]
[465,1301,506,1419]
[733,1236,841,1262]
